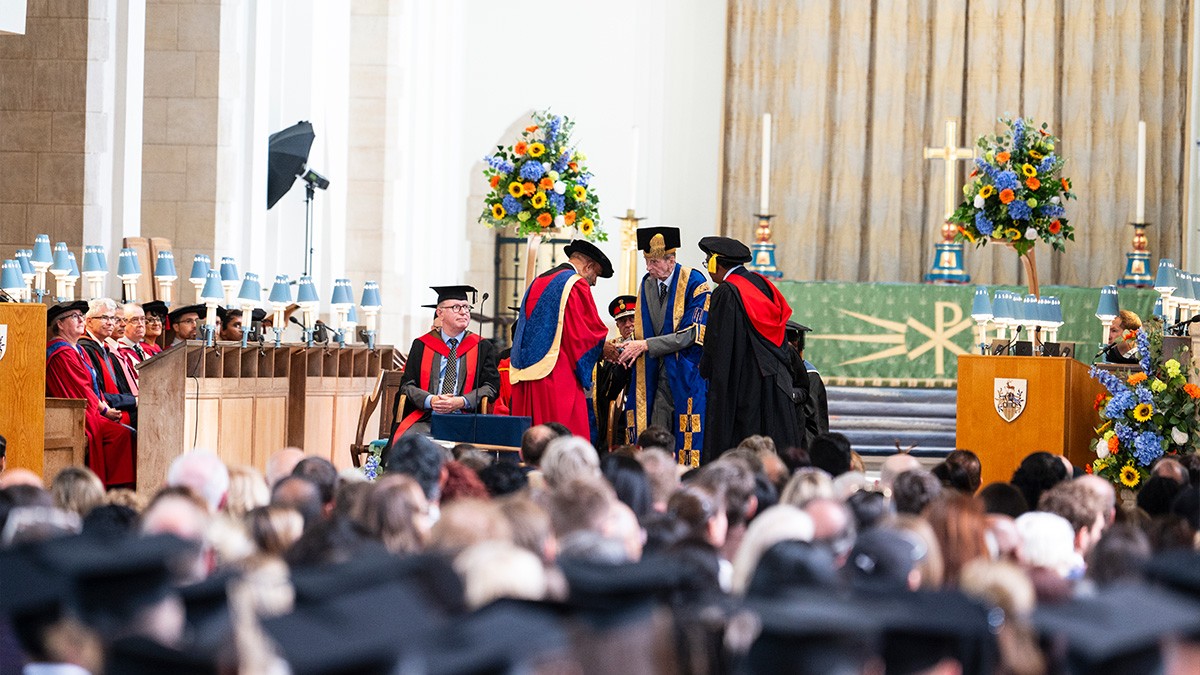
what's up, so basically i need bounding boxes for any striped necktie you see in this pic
[440,337,459,395]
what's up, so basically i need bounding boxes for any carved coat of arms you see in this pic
[994,378,1027,422]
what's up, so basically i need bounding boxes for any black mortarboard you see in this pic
[636,226,681,256]
[1032,584,1200,675]
[844,528,923,590]
[46,300,89,326]
[564,240,614,278]
[608,295,637,320]
[179,569,239,658]
[142,300,169,318]
[215,306,230,323]
[167,304,207,325]
[558,556,689,629]
[1144,549,1200,601]
[431,285,479,305]
[746,589,882,675]
[698,236,752,266]
[0,545,68,616]
[251,308,266,323]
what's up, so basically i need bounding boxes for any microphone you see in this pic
[994,326,1023,355]
[1167,314,1200,334]
[1094,341,1117,361]
[477,291,490,335]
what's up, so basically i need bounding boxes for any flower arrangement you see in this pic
[949,117,1076,257]
[1090,321,1199,489]
[480,110,607,241]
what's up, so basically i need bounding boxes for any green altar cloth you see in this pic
[777,282,1158,387]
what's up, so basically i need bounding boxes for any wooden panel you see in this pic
[216,397,256,469]
[253,395,289,469]
[957,355,1102,487]
[303,395,336,460]
[43,398,86,485]
[332,392,362,470]
[136,344,188,494]
[0,304,47,476]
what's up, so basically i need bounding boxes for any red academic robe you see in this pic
[495,355,511,415]
[45,338,136,488]
[510,264,609,438]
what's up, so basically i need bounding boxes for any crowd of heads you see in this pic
[2,427,1200,673]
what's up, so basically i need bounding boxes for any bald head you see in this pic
[0,468,44,490]
[879,454,922,489]
[266,447,306,487]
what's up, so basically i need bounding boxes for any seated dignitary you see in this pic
[45,301,136,488]
[390,286,500,441]
[594,295,637,450]
[78,298,137,423]
[217,307,245,342]
[140,300,168,355]
[167,304,206,346]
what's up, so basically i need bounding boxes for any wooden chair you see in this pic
[351,372,387,468]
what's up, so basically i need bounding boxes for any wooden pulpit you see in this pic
[0,303,46,476]
[956,355,1105,487]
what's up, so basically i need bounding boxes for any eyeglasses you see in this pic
[439,304,473,314]
[146,316,163,324]
[126,317,147,324]
[58,312,84,322]
[96,315,118,323]
[175,318,198,325]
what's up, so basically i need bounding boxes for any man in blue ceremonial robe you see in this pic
[617,226,710,467]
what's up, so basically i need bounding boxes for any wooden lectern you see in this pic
[956,355,1105,487]
[0,303,46,476]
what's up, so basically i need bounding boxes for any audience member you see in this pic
[224,465,269,520]
[1037,480,1107,558]
[383,434,446,504]
[291,457,340,511]
[1137,475,1186,517]
[803,497,856,564]
[891,469,941,515]
[1086,523,1152,586]
[808,432,852,477]
[265,447,305,487]
[878,453,921,490]
[50,466,105,517]
[636,448,679,512]
[599,454,652,517]
[440,461,490,503]
[541,436,601,489]
[923,493,989,586]
[635,425,675,453]
[729,505,814,595]
[270,476,324,527]
[1010,452,1068,513]
[942,449,982,493]
[779,467,834,507]
[978,481,1029,518]
[477,461,528,497]
[166,449,230,512]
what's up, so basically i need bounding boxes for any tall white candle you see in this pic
[1136,120,1146,223]
[760,113,772,213]
[629,126,639,212]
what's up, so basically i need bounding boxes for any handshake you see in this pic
[603,339,647,367]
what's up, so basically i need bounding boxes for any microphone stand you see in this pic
[994,326,1023,356]
[477,292,490,336]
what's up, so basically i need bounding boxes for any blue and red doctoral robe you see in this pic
[624,264,710,467]
[510,263,608,438]
[46,338,136,487]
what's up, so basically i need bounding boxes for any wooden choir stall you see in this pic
[136,341,395,494]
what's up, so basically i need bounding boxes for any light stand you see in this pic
[237,273,262,349]
[154,251,177,306]
[49,243,71,302]
[299,168,329,278]
[268,275,292,349]
[199,270,224,347]
[30,235,53,303]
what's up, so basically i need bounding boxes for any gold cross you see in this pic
[923,118,975,221]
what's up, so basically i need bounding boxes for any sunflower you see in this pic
[528,142,546,158]
[573,185,587,200]
[508,182,524,198]
[1119,465,1140,488]
[1028,149,1044,161]
[1021,163,1037,177]
[979,185,995,199]
[580,218,595,236]
[491,203,506,220]
[531,191,547,209]
[1133,403,1154,422]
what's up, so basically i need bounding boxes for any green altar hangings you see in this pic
[779,281,1158,387]
[723,0,1189,287]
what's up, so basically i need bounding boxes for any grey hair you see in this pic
[86,297,119,319]
[541,436,600,489]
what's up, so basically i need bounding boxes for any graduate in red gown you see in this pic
[510,241,618,438]
[44,301,136,488]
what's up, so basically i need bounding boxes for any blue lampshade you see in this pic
[154,251,177,279]
[990,291,1010,323]
[200,270,224,301]
[1176,272,1196,302]
[330,278,354,307]
[346,304,359,324]
[268,275,292,304]
[296,275,319,305]
[1154,297,1164,318]
[189,255,211,282]
[1022,294,1039,325]
[1048,296,1064,326]
[970,286,992,321]
[50,243,71,275]
[1154,259,1178,292]
[15,250,33,276]
[117,248,141,277]
[93,247,108,273]
[1,260,24,292]
[237,273,262,303]
[360,281,382,309]
[218,256,239,282]
[82,248,104,275]
[67,252,79,279]
[1095,285,1120,321]
[1037,297,1054,326]
[31,235,53,264]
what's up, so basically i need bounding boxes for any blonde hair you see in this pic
[224,465,269,520]
[779,468,834,507]
[454,541,547,610]
[247,505,304,558]
[50,466,105,517]
[1116,309,1141,331]
[730,505,814,595]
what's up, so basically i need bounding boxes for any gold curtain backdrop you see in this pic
[722,0,1190,286]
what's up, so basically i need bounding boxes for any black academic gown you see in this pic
[593,357,631,450]
[700,268,803,463]
[803,359,829,450]
[392,331,500,440]
[77,335,137,413]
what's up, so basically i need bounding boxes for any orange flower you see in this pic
[1061,177,1070,191]
[1026,177,1041,190]
[539,177,554,190]
[969,168,979,178]
[1107,435,1120,453]
[1085,463,1094,474]
[1049,220,1062,234]
[564,210,576,225]
[568,162,578,171]
[522,182,536,196]
[489,175,501,189]
[1129,372,1148,385]
[996,151,1011,163]
[1185,383,1200,399]
[999,188,1015,204]
[1094,393,1108,410]
[514,141,528,156]
[536,212,553,228]
[525,125,539,132]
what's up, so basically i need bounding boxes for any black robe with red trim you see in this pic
[391,330,500,441]
[699,267,803,463]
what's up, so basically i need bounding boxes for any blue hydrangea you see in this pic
[1115,422,1136,445]
[974,211,994,235]
[1037,204,1065,219]
[519,161,545,181]
[1008,200,1032,221]
[1134,386,1154,405]
[502,195,523,213]
[1012,119,1026,153]
[545,116,563,146]
[975,158,998,178]
[552,153,570,173]
[1038,155,1055,173]
[363,454,380,481]
[549,192,565,212]
[1133,431,1164,465]
[1106,391,1136,418]
[1137,329,1152,374]
[1091,366,1129,395]
[577,172,592,187]
[994,171,1020,192]
[485,156,514,173]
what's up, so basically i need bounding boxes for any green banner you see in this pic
[778,282,1158,387]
